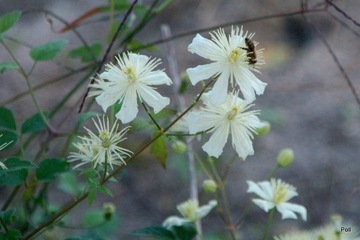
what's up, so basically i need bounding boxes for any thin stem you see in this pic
[0,217,8,233]
[141,102,162,131]
[209,159,237,240]
[261,208,275,240]
[1,185,21,211]
[304,16,360,106]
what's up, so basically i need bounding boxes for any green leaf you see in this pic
[0,107,16,130]
[0,130,18,150]
[150,133,168,168]
[0,11,21,34]
[98,185,113,197]
[0,62,19,74]
[131,226,175,239]
[0,229,21,240]
[172,223,197,240]
[76,112,99,129]
[87,187,97,205]
[21,112,49,134]
[36,158,70,182]
[0,209,16,224]
[30,40,68,61]
[0,157,35,185]
[68,43,101,63]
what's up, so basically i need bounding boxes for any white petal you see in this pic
[187,111,222,134]
[195,200,218,219]
[139,70,172,85]
[208,71,230,105]
[247,180,272,201]
[202,123,229,158]
[277,202,307,221]
[137,84,170,113]
[186,62,221,85]
[230,123,254,159]
[234,68,267,101]
[162,216,190,229]
[252,199,275,212]
[188,33,225,60]
[115,86,138,123]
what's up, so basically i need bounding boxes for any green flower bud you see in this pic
[202,179,217,193]
[256,121,271,136]
[103,203,116,221]
[276,148,294,168]
[171,140,187,154]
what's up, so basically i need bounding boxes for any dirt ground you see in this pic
[1,0,360,239]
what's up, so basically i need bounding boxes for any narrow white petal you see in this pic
[202,123,229,158]
[277,202,307,221]
[115,86,138,123]
[208,71,230,105]
[137,84,170,113]
[187,111,222,134]
[188,34,225,60]
[252,199,275,212]
[195,200,217,219]
[234,68,267,101]
[186,62,220,85]
[230,123,254,160]
[247,181,272,201]
[162,216,190,229]
[139,70,172,85]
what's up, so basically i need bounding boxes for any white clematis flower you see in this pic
[188,93,264,159]
[162,199,217,229]
[186,26,266,105]
[247,179,307,221]
[68,115,133,170]
[89,52,172,123]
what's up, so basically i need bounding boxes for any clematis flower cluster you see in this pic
[68,115,132,170]
[186,26,266,160]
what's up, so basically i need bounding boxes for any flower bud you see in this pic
[171,140,187,154]
[103,203,116,221]
[256,121,271,136]
[276,148,294,168]
[202,179,217,193]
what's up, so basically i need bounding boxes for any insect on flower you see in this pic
[241,38,257,67]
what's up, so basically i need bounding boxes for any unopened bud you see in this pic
[202,179,217,193]
[171,140,187,154]
[276,148,294,168]
[103,203,116,221]
[256,121,271,136]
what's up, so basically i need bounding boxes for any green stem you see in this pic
[261,208,275,240]
[0,217,8,233]
[141,102,161,131]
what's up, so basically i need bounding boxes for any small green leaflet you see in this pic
[30,40,68,61]
[21,112,49,134]
[68,43,101,63]
[0,62,19,74]
[0,11,21,35]
[36,158,70,182]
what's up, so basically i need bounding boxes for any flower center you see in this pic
[273,184,287,205]
[99,131,111,148]
[229,49,241,63]
[124,67,137,83]
[227,107,238,120]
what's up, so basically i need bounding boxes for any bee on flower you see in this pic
[186,26,266,105]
